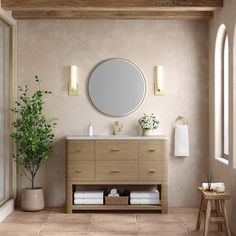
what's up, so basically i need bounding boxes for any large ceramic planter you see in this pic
[21,188,45,211]
[142,129,158,136]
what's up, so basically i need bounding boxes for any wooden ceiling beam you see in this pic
[12,10,214,20]
[2,0,223,11]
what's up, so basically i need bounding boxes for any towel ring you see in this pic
[175,116,188,125]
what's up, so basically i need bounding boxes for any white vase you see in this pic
[21,188,45,211]
[142,129,158,136]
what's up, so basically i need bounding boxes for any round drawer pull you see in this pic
[111,170,121,173]
[149,170,156,173]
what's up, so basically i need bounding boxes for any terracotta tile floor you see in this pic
[0,207,235,236]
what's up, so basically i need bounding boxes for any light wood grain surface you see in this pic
[2,0,222,20]
[66,139,168,213]
[66,140,94,161]
[95,140,138,161]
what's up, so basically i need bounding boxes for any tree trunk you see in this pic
[31,174,34,189]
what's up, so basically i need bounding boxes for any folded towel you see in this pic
[130,190,159,199]
[74,191,103,199]
[174,124,189,157]
[130,198,160,205]
[74,198,103,205]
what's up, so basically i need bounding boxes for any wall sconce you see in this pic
[69,65,79,96]
[154,65,164,96]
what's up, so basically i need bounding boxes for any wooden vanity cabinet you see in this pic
[66,138,168,213]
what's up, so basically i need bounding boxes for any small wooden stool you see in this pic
[196,187,231,236]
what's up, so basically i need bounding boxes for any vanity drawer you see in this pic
[139,140,167,161]
[66,140,94,161]
[67,161,94,181]
[95,161,138,181]
[139,161,167,181]
[95,141,138,161]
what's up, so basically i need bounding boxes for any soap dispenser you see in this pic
[87,123,93,136]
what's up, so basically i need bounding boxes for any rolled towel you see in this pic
[108,188,119,197]
[74,198,103,205]
[110,189,118,195]
[174,124,189,157]
[74,191,103,199]
[130,198,160,205]
[130,190,159,199]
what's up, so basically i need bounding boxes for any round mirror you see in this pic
[88,59,146,117]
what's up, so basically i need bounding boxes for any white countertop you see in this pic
[66,135,167,140]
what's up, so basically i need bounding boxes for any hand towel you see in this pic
[130,190,159,199]
[174,124,189,157]
[74,191,103,199]
[130,198,160,205]
[74,198,103,205]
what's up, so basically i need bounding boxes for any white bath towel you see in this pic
[74,191,103,199]
[174,124,189,157]
[74,198,103,205]
[130,198,160,205]
[130,190,159,199]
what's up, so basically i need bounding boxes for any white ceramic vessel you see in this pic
[142,129,158,136]
[21,188,45,211]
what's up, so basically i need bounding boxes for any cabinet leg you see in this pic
[66,208,73,214]
[161,183,168,214]
[161,206,168,214]
[66,182,73,214]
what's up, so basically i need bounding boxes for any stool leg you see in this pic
[196,196,204,231]
[215,200,223,231]
[204,199,211,236]
[220,200,231,236]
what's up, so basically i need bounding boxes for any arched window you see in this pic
[215,24,229,160]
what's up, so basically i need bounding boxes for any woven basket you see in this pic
[105,196,129,205]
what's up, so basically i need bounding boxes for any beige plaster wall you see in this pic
[209,0,236,233]
[17,20,209,207]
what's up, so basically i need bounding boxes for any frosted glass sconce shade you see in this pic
[154,65,164,96]
[69,65,79,96]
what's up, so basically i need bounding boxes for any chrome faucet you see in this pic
[113,121,123,135]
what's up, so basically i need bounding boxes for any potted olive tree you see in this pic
[11,76,57,211]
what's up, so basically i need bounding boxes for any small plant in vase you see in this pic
[11,76,57,211]
[138,113,160,136]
